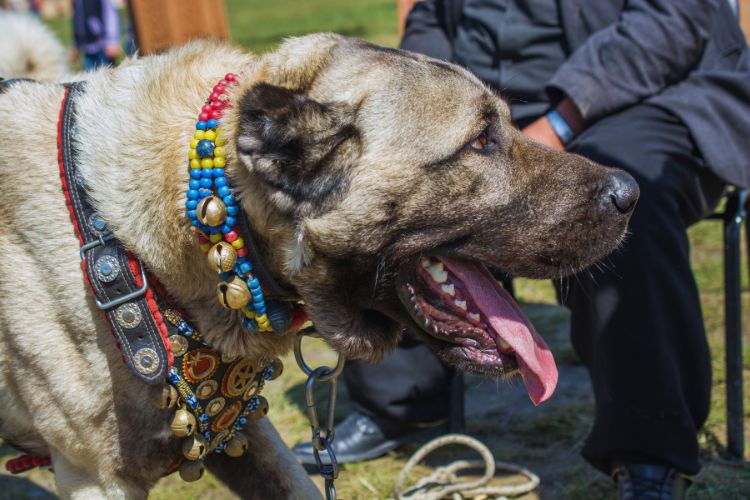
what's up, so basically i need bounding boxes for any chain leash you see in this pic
[294,333,346,500]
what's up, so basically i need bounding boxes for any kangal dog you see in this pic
[0,35,637,498]
[0,11,68,80]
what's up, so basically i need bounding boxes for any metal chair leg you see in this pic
[723,189,746,460]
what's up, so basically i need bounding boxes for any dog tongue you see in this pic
[439,258,558,405]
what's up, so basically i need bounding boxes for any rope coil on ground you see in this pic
[394,434,540,500]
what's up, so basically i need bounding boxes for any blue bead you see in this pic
[191,219,200,227]
[223,194,236,206]
[214,177,227,188]
[217,186,231,198]
[186,189,199,200]
[240,262,252,274]
[198,188,212,198]
[224,216,236,227]
[212,168,225,178]
[196,121,207,130]
[247,277,260,289]
[196,139,215,158]
[185,200,198,209]
[200,178,213,188]
[221,224,233,234]
[255,305,266,314]
[188,179,201,189]
[201,168,213,178]
[187,210,197,219]
[190,169,202,179]
[206,118,219,129]
[226,205,239,216]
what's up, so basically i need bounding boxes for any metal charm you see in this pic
[196,195,227,227]
[213,401,242,433]
[114,303,142,329]
[207,241,237,273]
[183,348,219,383]
[169,335,189,357]
[155,384,179,409]
[249,395,269,420]
[94,255,120,283]
[170,407,196,437]
[133,347,159,375]
[179,460,204,482]
[205,397,226,417]
[222,358,256,397]
[242,380,259,401]
[196,380,218,400]
[88,213,109,235]
[224,433,249,458]
[216,276,251,309]
[264,358,284,381]
[181,434,208,461]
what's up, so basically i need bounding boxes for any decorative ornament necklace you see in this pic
[184,73,292,334]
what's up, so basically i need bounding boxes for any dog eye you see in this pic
[468,130,496,153]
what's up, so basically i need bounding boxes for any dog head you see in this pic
[224,34,638,404]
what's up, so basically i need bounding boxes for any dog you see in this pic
[0,11,68,80]
[0,34,638,498]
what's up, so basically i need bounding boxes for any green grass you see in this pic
[5,2,747,498]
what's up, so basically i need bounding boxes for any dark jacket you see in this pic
[402,0,750,187]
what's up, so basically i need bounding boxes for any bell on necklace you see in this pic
[170,407,196,437]
[224,433,249,457]
[182,434,208,461]
[196,195,227,227]
[208,241,237,273]
[265,358,283,381]
[217,276,251,309]
[250,395,269,420]
[154,384,179,409]
[179,460,205,482]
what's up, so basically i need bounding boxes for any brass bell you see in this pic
[249,395,269,420]
[196,195,227,227]
[170,407,196,437]
[155,384,179,409]
[217,276,251,309]
[266,358,283,381]
[181,434,208,461]
[207,241,237,273]
[179,460,205,482]
[224,433,248,458]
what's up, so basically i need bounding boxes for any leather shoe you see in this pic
[292,412,445,465]
[612,462,692,500]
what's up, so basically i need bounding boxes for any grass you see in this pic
[3,2,747,498]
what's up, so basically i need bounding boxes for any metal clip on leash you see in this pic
[294,332,346,500]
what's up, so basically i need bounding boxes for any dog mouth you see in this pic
[396,256,558,405]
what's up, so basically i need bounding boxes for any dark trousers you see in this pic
[343,103,724,475]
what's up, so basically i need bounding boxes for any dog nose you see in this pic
[606,171,639,214]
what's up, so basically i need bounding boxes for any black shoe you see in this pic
[292,412,445,465]
[613,463,693,500]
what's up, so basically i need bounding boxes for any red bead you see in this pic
[210,110,222,119]
[197,234,208,243]
[211,101,225,110]
[199,112,210,122]
[209,92,220,102]
[225,73,236,82]
[225,230,238,242]
[201,104,212,113]
[237,247,248,257]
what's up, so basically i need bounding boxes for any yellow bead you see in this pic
[189,149,197,160]
[256,314,268,324]
[209,232,223,243]
[213,156,226,168]
[201,158,214,169]
[190,159,201,169]
[205,130,216,141]
[199,243,211,253]
[231,237,244,249]
[190,139,198,149]
[194,130,205,140]
[214,147,226,158]
[241,307,256,319]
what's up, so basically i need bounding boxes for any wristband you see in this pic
[546,109,575,145]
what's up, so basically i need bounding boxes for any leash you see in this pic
[394,434,540,500]
[294,332,346,500]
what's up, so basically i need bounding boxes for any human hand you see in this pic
[69,47,79,65]
[104,43,122,59]
[521,116,565,151]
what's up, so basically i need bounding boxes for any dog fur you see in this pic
[0,35,635,498]
[0,11,68,80]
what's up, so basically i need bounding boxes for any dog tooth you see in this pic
[455,300,467,310]
[498,338,512,352]
[468,312,481,322]
[428,263,448,283]
[420,257,431,269]
[441,284,455,296]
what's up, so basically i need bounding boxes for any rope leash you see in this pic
[394,434,540,500]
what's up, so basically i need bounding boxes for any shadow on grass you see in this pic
[0,475,56,500]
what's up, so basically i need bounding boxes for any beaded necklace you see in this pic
[185,74,276,333]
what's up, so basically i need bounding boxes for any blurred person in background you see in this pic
[293,1,750,498]
[71,0,121,70]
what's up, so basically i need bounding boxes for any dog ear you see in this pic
[235,83,361,218]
